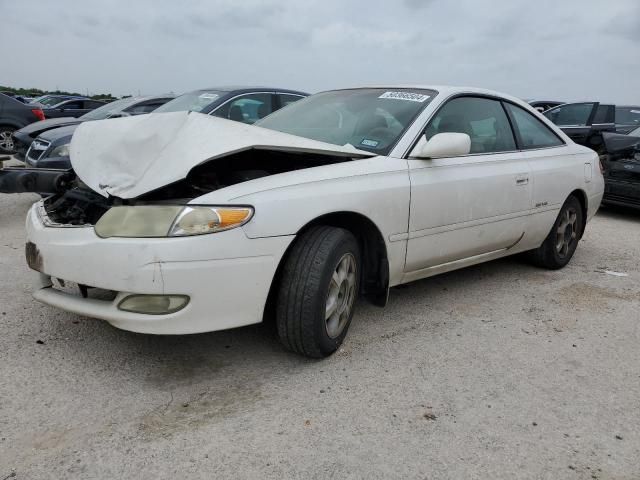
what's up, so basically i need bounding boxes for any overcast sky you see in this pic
[2,0,638,103]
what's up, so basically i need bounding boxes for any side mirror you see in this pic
[409,132,471,159]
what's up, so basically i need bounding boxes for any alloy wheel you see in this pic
[0,130,14,152]
[556,207,578,258]
[325,253,357,338]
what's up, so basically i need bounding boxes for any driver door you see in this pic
[405,96,531,275]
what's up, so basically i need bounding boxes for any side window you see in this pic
[278,94,305,109]
[592,105,614,124]
[84,100,105,109]
[504,103,564,149]
[615,107,640,127]
[543,103,594,126]
[60,101,83,110]
[211,93,273,124]
[425,96,516,154]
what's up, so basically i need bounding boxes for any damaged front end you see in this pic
[0,167,75,196]
[26,146,358,227]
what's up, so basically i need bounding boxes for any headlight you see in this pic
[94,205,253,238]
[48,143,70,158]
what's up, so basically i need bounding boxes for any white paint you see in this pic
[29,86,605,335]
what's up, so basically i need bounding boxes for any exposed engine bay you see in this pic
[40,148,355,226]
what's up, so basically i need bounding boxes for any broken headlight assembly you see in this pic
[94,205,254,238]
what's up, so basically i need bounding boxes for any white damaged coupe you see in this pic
[25,86,604,357]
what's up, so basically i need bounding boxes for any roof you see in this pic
[196,86,309,95]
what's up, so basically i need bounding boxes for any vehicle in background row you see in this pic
[153,86,309,124]
[527,100,564,113]
[29,95,88,107]
[39,98,107,119]
[543,102,640,153]
[0,94,45,154]
[16,95,175,167]
[601,126,640,209]
[17,86,603,358]
[0,91,31,103]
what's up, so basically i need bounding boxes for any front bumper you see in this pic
[25,202,294,334]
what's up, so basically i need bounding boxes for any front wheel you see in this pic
[0,126,16,155]
[529,195,584,269]
[276,226,360,358]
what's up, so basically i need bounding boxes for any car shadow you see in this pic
[597,204,640,221]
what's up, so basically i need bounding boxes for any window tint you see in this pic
[278,94,305,108]
[543,103,594,126]
[85,100,106,109]
[616,107,640,127]
[59,101,83,109]
[592,105,614,124]
[212,93,273,124]
[425,96,516,154]
[504,103,564,149]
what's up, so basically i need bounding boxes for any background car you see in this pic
[543,102,640,153]
[0,93,45,154]
[0,91,31,103]
[527,100,564,112]
[601,126,640,209]
[38,98,107,119]
[153,86,309,124]
[19,95,175,168]
[29,95,87,107]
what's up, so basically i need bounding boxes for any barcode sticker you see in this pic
[378,91,430,102]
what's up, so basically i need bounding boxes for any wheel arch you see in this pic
[569,188,588,237]
[263,211,390,324]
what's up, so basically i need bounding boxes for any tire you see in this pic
[0,126,16,155]
[276,226,360,358]
[529,195,584,270]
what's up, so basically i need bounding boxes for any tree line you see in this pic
[0,85,126,101]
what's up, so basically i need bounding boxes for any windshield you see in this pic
[80,98,133,120]
[256,88,435,155]
[154,90,224,113]
[38,96,68,106]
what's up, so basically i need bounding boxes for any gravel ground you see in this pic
[0,190,639,480]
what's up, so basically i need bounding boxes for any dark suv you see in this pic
[0,93,45,154]
[543,102,640,153]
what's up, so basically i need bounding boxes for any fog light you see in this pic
[117,294,189,315]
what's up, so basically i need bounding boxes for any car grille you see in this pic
[26,139,51,163]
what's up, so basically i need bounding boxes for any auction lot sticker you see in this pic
[379,91,430,102]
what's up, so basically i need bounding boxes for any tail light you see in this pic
[598,158,604,174]
[32,109,45,121]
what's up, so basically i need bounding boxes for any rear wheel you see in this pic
[276,226,360,358]
[530,195,584,269]
[0,126,16,154]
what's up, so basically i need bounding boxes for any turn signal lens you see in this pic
[168,206,253,236]
[117,294,189,315]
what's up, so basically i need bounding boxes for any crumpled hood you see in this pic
[70,111,374,199]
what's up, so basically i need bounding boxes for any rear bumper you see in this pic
[26,202,294,334]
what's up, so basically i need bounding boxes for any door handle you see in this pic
[515,175,529,186]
